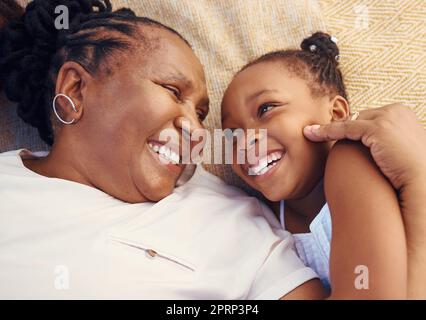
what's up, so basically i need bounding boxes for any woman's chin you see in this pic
[143,177,177,202]
[149,187,174,202]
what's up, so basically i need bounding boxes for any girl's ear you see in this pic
[329,95,350,121]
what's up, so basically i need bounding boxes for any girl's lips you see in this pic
[243,152,285,183]
[242,149,285,174]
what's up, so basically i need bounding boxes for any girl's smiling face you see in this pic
[221,60,347,201]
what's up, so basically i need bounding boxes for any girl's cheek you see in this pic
[273,116,302,140]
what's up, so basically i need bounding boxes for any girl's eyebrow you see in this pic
[221,110,230,123]
[245,89,279,104]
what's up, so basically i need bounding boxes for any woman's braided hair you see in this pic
[0,0,24,27]
[0,0,189,145]
[241,32,347,101]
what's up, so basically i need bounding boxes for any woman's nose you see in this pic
[174,109,204,136]
[174,115,203,141]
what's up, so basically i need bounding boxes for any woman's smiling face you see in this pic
[221,61,334,201]
[76,27,209,203]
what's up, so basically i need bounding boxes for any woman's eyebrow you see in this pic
[163,70,209,107]
[162,71,193,90]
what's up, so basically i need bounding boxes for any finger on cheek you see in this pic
[303,125,323,142]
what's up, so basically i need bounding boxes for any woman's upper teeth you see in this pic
[148,142,180,164]
[247,151,283,176]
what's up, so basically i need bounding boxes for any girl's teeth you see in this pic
[256,161,278,175]
[248,152,283,176]
[153,145,159,152]
[172,153,179,163]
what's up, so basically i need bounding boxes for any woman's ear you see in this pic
[329,95,350,122]
[54,61,91,124]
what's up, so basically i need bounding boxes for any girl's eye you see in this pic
[163,85,181,100]
[257,103,276,117]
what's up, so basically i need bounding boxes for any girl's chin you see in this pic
[263,189,288,202]
[244,181,286,202]
[256,179,299,202]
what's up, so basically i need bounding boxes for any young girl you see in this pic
[221,32,410,298]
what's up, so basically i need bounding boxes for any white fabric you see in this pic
[0,149,317,299]
[280,200,331,290]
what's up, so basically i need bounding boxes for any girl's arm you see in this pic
[281,139,407,300]
[324,140,407,299]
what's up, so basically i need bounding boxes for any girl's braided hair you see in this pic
[241,32,347,101]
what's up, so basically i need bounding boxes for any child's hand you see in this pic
[303,103,426,192]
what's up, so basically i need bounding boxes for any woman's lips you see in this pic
[146,140,184,174]
[148,140,180,164]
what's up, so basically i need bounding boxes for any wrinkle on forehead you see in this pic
[103,27,208,104]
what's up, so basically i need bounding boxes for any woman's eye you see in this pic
[197,111,206,122]
[163,85,181,100]
[257,103,276,117]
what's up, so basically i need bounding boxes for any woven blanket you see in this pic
[1,0,424,191]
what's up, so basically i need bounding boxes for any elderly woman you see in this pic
[0,0,425,299]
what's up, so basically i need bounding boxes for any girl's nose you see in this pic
[245,130,266,151]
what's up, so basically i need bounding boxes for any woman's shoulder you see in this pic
[0,148,41,164]
[0,149,23,157]
[0,149,50,178]
[0,149,25,169]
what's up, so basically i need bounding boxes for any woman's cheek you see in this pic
[132,97,177,138]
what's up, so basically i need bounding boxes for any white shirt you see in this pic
[280,200,331,290]
[0,149,317,299]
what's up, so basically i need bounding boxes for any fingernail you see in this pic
[307,124,320,134]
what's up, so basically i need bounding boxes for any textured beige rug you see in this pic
[319,0,425,125]
[107,0,330,190]
[2,0,425,192]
